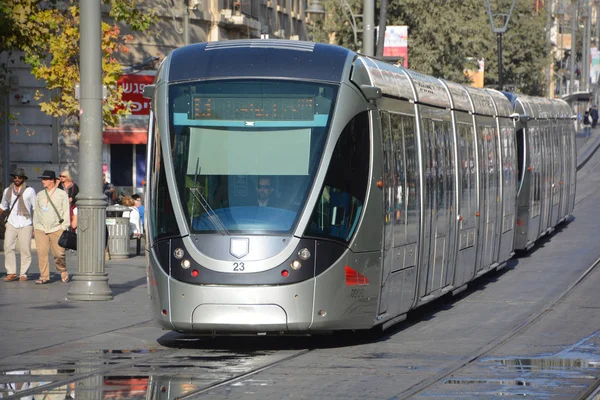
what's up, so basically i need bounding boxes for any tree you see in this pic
[0,0,157,128]
[311,0,550,94]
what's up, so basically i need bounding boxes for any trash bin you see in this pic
[106,205,130,259]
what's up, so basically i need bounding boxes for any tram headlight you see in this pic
[174,248,185,259]
[290,260,302,270]
[181,259,191,269]
[298,248,311,260]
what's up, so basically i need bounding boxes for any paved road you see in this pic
[1,128,600,399]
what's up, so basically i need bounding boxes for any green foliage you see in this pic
[312,0,550,95]
[0,0,158,128]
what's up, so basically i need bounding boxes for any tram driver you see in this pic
[256,176,277,207]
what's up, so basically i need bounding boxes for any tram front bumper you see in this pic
[166,278,315,334]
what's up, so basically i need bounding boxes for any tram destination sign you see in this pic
[190,95,315,121]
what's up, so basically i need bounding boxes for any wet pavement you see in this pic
[1,127,600,399]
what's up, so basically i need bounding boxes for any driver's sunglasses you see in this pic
[13,176,24,180]
[257,184,271,189]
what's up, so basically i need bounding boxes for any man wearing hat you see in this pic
[33,170,70,284]
[1,168,37,282]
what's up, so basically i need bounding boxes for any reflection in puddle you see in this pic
[0,348,278,399]
[436,331,600,398]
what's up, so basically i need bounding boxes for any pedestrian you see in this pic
[591,105,599,129]
[57,170,79,211]
[583,109,591,138]
[131,194,144,227]
[1,168,36,282]
[33,170,70,284]
[103,173,118,206]
[122,195,142,237]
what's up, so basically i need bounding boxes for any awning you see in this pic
[561,91,592,103]
[103,117,148,144]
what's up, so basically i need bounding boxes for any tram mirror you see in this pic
[143,84,155,99]
[331,206,346,226]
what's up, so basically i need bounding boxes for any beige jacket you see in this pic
[33,188,70,233]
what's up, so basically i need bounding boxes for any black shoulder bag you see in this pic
[46,190,76,250]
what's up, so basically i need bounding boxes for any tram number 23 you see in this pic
[233,262,245,272]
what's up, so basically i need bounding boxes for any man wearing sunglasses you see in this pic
[1,168,36,282]
[256,176,277,207]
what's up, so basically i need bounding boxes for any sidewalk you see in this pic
[0,244,162,360]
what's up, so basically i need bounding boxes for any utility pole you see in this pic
[582,0,591,92]
[183,0,190,45]
[362,0,375,56]
[375,0,388,58]
[67,0,113,301]
[484,0,517,91]
[570,0,578,94]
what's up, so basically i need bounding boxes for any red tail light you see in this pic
[345,265,369,286]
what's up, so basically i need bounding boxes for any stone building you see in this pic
[0,0,310,199]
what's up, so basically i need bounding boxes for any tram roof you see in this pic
[166,40,352,83]
[506,93,572,119]
[358,57,513,117]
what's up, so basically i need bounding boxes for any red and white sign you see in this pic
[383,26,408,67]
[117,73,155,115]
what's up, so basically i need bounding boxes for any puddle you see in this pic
[425,331,600,398]
[0,348,281,399]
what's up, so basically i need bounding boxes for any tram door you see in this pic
[496,121,517,264]
[419,110,456,298]
[539,124,552,235]
[476,121,500,273]
[559,124,570,219]
[378,109,420,318]
[550,122,562,227]
[454,121,478,286]
[528,124,542,244]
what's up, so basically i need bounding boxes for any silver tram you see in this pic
[143,40,576,334]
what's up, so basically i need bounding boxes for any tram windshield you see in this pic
[169,79,337,234]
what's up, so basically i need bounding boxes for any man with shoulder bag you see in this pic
[33,170,70,284]
[1,168,36,282]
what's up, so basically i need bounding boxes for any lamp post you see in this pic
[555,3,567,97]
[570,0,578,94]
[306,0,375,57]
[484,0,517,91]
[581,0,591,92]
[67,0,113,301]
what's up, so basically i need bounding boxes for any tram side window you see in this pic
[305,112,370,243]
[153,120,180,239]
[389,113,419,246]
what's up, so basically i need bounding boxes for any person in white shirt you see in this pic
[122,195,142,237]
[1,168,36,282]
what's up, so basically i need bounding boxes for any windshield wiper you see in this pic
[190,186,230,236]
[189,159,229,236]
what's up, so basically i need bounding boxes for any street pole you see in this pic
[67,0,113,301]
[375,0,388,58]
[362,0,375,56]
[484,0,516,92]
[570,0,578,94]
[183,0,190,45]
[582,0,591,92]
[497,33,503,91]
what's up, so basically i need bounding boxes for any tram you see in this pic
[142,40,576,334]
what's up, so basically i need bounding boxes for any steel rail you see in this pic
[176,349,312,399]
[392,254,600,399]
